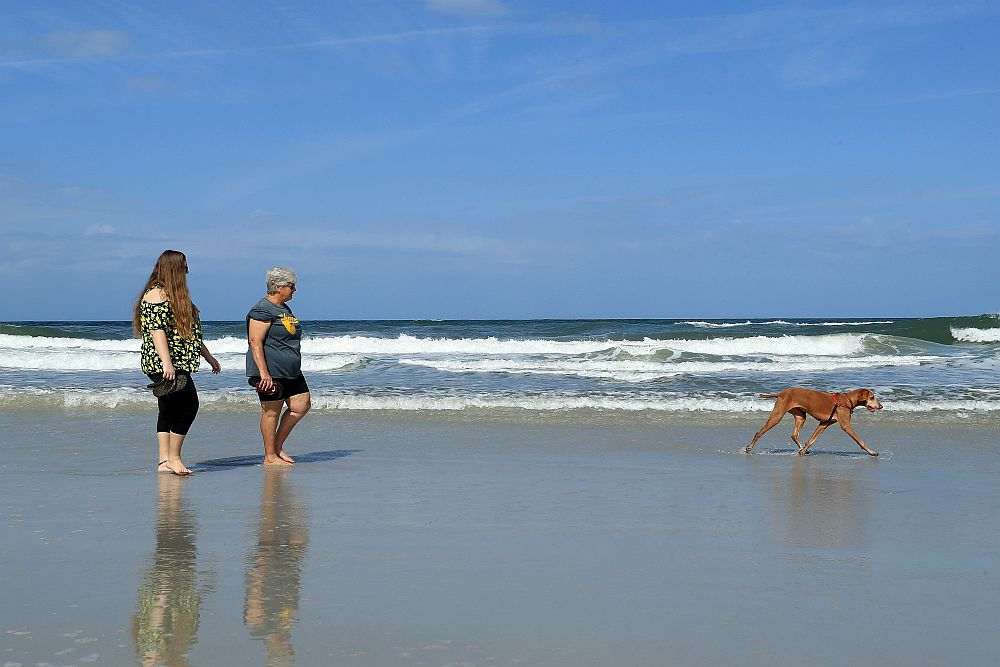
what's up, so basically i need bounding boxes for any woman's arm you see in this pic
[200,342,221,374]
[143,288,176,380]
[151,329,176,380]
[248,319,274,390]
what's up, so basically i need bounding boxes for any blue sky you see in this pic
[1,0,998,320]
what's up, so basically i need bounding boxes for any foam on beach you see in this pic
[3,385,998,423]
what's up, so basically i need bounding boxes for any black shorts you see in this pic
[254,374,309,402]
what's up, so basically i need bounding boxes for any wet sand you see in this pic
[2,409,998,665]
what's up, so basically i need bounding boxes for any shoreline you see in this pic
[2,399,998,430]
[2,411,998,665]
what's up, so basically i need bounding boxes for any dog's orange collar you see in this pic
[832,392,851,410]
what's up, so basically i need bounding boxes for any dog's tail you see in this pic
[759,393,780,398]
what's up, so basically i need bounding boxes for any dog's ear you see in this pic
[862,388,873,400]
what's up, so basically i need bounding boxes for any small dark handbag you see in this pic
[146,374,188,397]
[248,376,284,399]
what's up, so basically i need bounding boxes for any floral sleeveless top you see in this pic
[139,297,203,374]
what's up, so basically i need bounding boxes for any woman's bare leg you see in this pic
[260,400,292,466]
[274,393,311,463]
[157,431,191,474]
[156,432,170,472]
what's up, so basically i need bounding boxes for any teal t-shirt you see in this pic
[246,298,303,378]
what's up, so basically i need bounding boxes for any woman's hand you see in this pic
[201,344,222,374]
[257,374,275,392]
[207,354,222,374]
[162,362,176,381]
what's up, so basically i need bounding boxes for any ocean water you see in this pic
[1,315,998,424]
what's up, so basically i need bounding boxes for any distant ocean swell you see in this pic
[0,315,997,425]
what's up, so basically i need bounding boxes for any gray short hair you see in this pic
[265,266,298,294]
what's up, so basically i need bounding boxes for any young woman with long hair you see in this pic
[133,250,221,475]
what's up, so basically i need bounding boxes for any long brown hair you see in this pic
[132,250,199,338]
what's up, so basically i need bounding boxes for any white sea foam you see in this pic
[398,354,933,382]
[3,386,997,415]
[304,393,766,412]
[0,332,881,371]
[683,320,893,328]
[0,386,765,412]
[885,399,1000,412]
[0,347,362,372]
[684,321,755,328]
[299,332,871,357]
[0,349,139,371]
[0,333,138,351]
[951,327,1000,343]
[300,334,620,355]
[810,320,894,326]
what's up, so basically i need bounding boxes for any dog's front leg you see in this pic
[840,420,879,457]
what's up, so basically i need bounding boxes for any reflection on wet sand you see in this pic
[245,468,309,666]
[769,458,873,549]
[131,475,203,667]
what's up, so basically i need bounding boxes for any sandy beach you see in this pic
[1,408,997,666]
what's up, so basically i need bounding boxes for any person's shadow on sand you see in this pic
[195,449,359,472]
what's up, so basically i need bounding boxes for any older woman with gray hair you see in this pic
[246,266,310,465]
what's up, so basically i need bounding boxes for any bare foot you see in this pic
[278,451,295,464]
[264,456,294,466]
[164,459,193,475]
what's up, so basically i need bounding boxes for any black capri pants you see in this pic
[146,370,200,436]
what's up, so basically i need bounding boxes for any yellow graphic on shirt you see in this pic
[279,313,299,335]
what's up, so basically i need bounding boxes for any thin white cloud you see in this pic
[124,75,172,92]
[853,86,1000,109]
[84,224,116,236]
[652,2,1000,55]
[158,25,494,60]
[426,0,512,18]
[780,46,867,89]
[0,25,493,70]
[204,128,430,209]
[41,29,131,58]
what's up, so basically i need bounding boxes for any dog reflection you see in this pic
[769,459,872,550]
[245,468,309,665]
[131,475,202,667]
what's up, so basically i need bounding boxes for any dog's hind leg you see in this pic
[798,420,833,455]
[789,409,807,451]
[745,404,787,453]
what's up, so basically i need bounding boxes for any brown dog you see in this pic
[745,387,883,456]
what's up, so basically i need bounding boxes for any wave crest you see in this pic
[951,327,1000,343]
